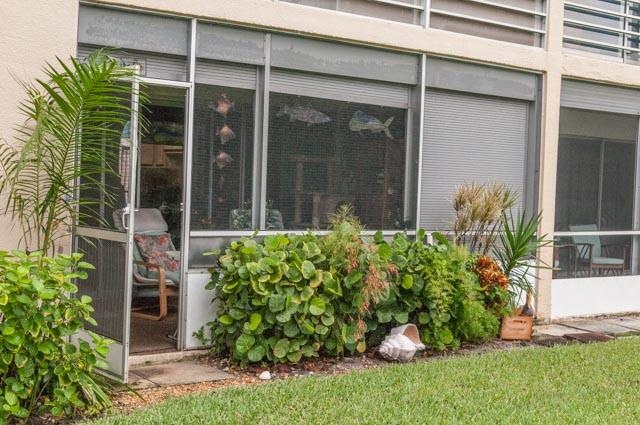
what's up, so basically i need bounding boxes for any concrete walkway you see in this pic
[533,314,640,347]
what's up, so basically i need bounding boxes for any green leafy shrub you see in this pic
[374,231,499,351]
[202,233,351,364]
[202,210,501,364]
[201,207,395,365]
[319,206,394,351]
[0,251,111,423]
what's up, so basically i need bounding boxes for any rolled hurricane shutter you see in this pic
[561,80,640,115]
[420,89,530,230]
[76,46,188,82]
[269,69,410,108]
[195,60,257,90]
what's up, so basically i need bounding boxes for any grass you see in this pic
[87,338,640,424]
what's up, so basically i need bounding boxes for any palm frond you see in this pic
[0,50,144,253]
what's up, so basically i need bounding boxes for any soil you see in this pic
[109,338,538,415]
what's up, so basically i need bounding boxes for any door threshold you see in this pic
[129,349,209,367]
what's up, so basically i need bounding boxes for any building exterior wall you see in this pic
[0,0,79,250]
[5,0,640,320]
[80,0,565,322]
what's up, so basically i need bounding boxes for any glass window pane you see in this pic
[266,93,407,230]
[191,84,254,230]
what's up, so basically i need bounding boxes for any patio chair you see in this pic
[552,243,578,279]
[113,208,180,321]
[569,224,626,277]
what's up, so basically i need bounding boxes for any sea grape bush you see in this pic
[0,251,111,423]
[201,213,507,364]
[202,233,365,364]
[200,207,396,365]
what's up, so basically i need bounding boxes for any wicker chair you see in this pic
[113,208,180,320]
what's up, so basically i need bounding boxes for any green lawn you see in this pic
[87,338,640,425]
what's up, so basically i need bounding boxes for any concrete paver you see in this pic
[605,317,640,332]
[533,324,575,337]
[128,372,159,390]
[132,360,231,386]
[559,319,634,335]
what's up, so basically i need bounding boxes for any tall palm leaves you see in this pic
[0,51,139,253]
[492,210,550,306]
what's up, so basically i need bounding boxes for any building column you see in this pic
[535,0,564,322]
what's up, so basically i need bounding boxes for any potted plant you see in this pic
[493,210,550,341]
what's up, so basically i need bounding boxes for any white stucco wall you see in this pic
[0,0,79,250]
[551,277,640,319]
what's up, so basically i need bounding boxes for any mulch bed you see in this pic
[110,338,537,414]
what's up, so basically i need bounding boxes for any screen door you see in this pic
[72,78,141,382]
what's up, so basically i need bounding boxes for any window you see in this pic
[564,0,624,58]
[554,108,638,278]
[563,0,640,63]
[429,0,546,47]
[280,0,423,25]
[266,93,408,230]
[191,84,255,230]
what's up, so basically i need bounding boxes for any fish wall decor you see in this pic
[217,123,236,145]
[213,93,234,117]
[349,110,394,139]
[215,151,233,169]
[276,105,330,126]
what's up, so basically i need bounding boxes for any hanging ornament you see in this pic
[213,93,234,117]
[215,151,234,169]
[217,123,236,145]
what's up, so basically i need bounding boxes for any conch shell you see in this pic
[378,324,425,362]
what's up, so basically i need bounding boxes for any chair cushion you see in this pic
[134,232,181,284]
[569,224,601,258]
[133,208,169,233]
[592,256,624,266]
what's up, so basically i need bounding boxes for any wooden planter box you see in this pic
[500,315,533,341]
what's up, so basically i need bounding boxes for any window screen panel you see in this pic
[554,108,638,279]
[267,93,408,230]
[555,108,638,232]
[421,89,530,230]
[191,84,255,230]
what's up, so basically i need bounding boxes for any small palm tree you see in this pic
[0,51,139,254]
